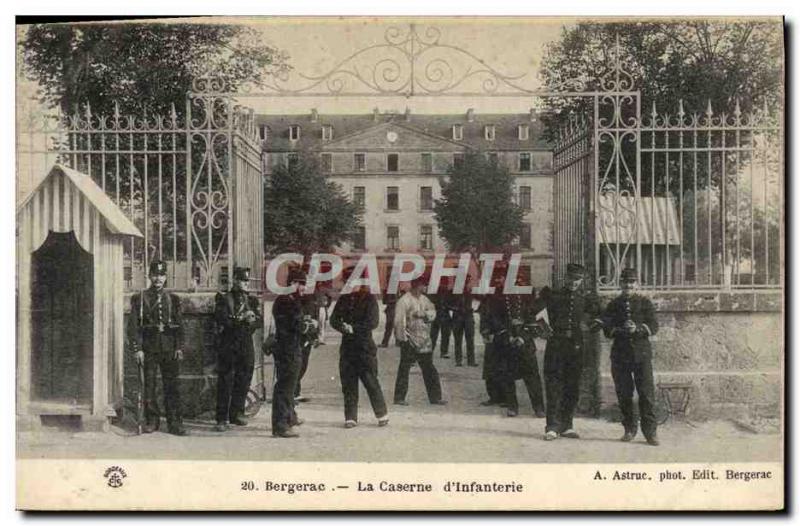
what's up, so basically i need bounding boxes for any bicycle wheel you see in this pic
[654,390,671,425]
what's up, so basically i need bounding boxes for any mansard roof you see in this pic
[256,111,551,151]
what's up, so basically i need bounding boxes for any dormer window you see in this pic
[452,124,463,141]
[289,125,301,141]
[258,125,270,142]
[484,125,496,141]
[518,124,529,141]
[322,125,334,141]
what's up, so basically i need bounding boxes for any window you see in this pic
[386,186,399,211]
[354,153,366,172]
[287,152,299,168]
[387,226,400,251]
[353,186,365,210]
[419,225,434,250]
[452,124,463,140]
[322,125,334,141]
[387,153,399,172]
[453,152,465,170]
[518,124,530,141]
[421,152,433,173]
[519,224,532,249]
[352,226,366,251]
[321,153,332,173]
[487,152,498,164]
[519,152,531,172]
[289,125,301,141]
[420,186,433,211]
[258,125,269,142]
[484,125,496,141]
[519,185,532,210]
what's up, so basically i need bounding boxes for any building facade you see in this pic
[258,108,555,287]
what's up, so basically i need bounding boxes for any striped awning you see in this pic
[597,194,680,246]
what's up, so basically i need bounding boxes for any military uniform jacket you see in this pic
[330,291,379,356]
[272,293,305,354]
[479,293,532,347]
[128,288,184,354]
[214,289,262,354]
[601,294,658,363]
[536,287,601,352]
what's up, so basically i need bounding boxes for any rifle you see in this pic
[136,360,145,435]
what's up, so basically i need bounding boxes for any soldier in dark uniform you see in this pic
[329,266,389,428]
[451,275,477,367]
[478,269,506,407]
[128,259,187,436]
[294,276,321,403]
[601,268,660,446]
[430,280,453,358]
[213,266,262,432]
[379,292,397,348]
[538,263,602,441]
[479,269,545,417]
[270,266,310,438]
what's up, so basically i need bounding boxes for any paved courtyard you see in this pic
[18,336,782,464]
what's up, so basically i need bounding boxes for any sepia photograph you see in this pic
[13,15,785,511]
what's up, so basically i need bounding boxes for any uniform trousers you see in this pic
[611,355,658,438]
[452,312,475,365]
[394,343,443,403]
[216,341,255,423]
[339,352,388,422]
[271,346,301,433]
[544,336,583,433]
[143,351,182,428]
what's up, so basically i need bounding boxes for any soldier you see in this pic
[213,266,262,432]
[451,275,478,367]
[601,268,660,446]
[538,263,602,441]
[128,259,187,436]
[393,276,447,406]
[270,266,311,438]
[430,280,453,359]
[294,279,321,404]
[379,292,397,348]
[478,267,507,407]
[329,266,389,429]
[479,267,545,417]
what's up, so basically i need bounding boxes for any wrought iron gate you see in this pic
[17,23,782,293]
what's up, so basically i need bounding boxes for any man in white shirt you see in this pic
[393,276,447,405]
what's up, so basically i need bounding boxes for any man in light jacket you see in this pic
[393,276,447,406]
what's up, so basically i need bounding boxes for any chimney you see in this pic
[373,107,380,122]
[529,108,536,122]
[310,108,319,122]
[404,107,411,121]
[466,108,475,122]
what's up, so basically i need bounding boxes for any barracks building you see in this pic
[257,108,555,287]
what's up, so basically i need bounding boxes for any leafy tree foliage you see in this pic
[434,152,525,253]
[538,20,783,135]
[264,153,363,257]
[21,22,290,116]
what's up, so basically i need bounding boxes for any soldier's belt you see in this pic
[552,329,575,338]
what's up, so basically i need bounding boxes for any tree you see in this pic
[263,153,363,257]
[21,22,290,116]
[434,152,525,254]
[538,20,783,136]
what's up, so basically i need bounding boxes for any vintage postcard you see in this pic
[14,15,784,511]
